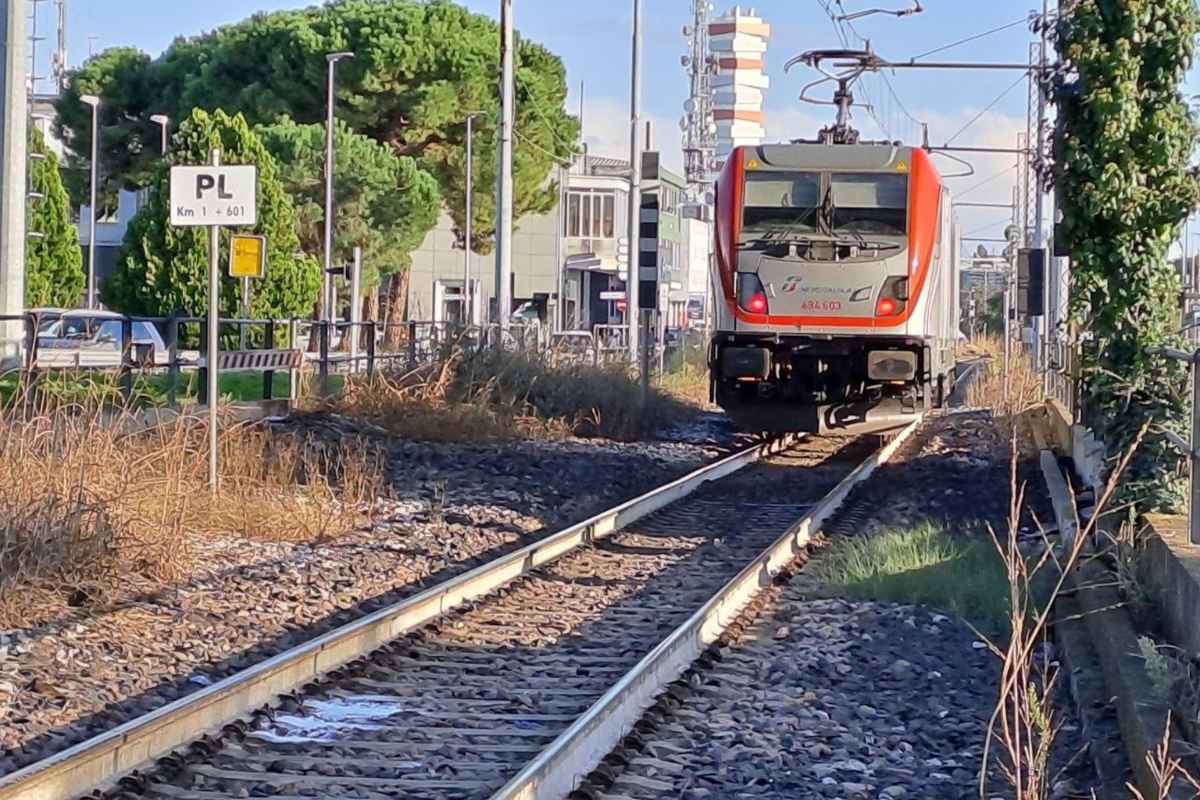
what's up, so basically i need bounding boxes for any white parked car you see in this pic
[549,330,596,365]
[32,309,174,368]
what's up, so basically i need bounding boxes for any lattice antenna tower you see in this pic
[51,0,67,91]
[27,0,51,245]
[680,0,717,199]
[1023,41,1040,248]
[27,0,46,97]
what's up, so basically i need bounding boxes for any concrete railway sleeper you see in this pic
[0,419,921,800]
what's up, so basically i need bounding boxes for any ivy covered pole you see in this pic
[1051,0,1200,510]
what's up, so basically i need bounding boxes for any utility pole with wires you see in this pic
[1034,0,1055,390]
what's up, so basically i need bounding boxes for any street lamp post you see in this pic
[149,113,169,156]
[323,51,354,324]
[80,94,100,309]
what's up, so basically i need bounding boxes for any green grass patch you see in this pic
[1,369,305,407]
[161,370,293,403]
[808,522,1010,636]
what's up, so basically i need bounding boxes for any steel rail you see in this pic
[0,433,800,800]
[492,416,923,800]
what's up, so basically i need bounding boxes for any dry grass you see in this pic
[966,335,1044,423]
[0,385,382,628]
[324,346,692,443]
[659,363,710,407]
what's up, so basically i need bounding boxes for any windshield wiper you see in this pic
[754,227,819,242]
[819,185,835,235]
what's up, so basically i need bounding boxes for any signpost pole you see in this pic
[207,148,221,493]
[240,276,252,349]
[350,245,362,373]
[170,153,257,495]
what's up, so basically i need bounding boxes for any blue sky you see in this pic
[47,0,1199,246]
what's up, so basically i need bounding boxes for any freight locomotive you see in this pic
[708,141,960,434]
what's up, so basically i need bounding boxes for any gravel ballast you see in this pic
[581,411,1102,800]
[0,415,741,776]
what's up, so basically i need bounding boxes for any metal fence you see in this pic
[1147,345,1200,545]
[0,311,687,406]
[1044,329,1079,421]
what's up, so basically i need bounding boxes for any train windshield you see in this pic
[741,172,821,237]
[830,173,908,236]
[740,171,909,241]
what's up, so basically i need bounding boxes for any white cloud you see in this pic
[763,108,837,144]
[920,108,1027,252]
[578,95,685,173]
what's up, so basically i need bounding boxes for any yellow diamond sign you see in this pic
[230,234,267,279]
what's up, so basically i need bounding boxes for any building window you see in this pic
[564,189,617,239]
[658,239,679,273]
[661,187,680,216]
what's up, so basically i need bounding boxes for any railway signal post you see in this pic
[169,153,259,492]
[639,153,662,402]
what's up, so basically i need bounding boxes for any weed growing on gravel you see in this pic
[982,423,1147,799]
[325,346,692,442]
[1127,716,1200,799]
[0,390,382,628]
[809,522,1011,636]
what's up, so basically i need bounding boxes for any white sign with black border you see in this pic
[169,165,258,227]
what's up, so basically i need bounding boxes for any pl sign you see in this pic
[169,166,258,227]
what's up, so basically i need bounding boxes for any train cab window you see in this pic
[830,173,908,236]
[740,172,821,236]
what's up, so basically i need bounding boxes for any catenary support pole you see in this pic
[0,0,26,365]
[1036,0,1051,390]
[495,0,514,335]
[1191,351,1200,546]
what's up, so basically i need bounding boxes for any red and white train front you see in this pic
[709,143,959,433]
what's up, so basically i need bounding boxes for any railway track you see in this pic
[1,418,921,800]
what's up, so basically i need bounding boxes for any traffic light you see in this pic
[1017,248,1045,316]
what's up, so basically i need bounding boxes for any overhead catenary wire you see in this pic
[943,72,1028,146]
[822,4,1039,149]
[954,165,1016,198]
[816,0,894,138]
[962,214,1015,239]
[907,17,1030,62]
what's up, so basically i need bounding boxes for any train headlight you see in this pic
[876,276,909,317]
[867,350,917,381]
[737,273,770,315]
